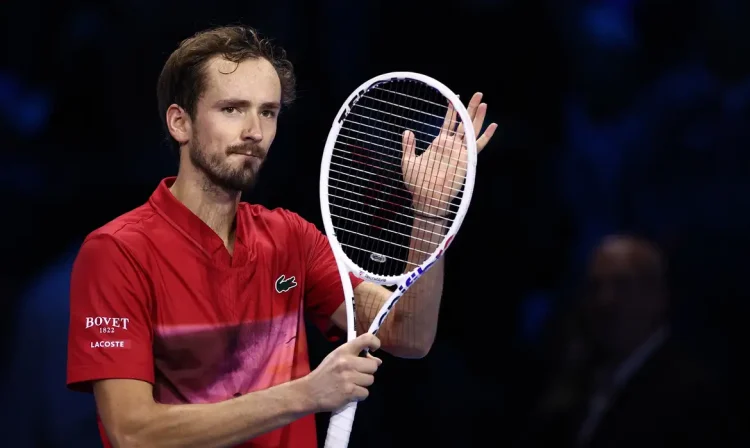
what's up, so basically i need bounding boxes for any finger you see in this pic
[350,355,380,374]
[457,92,483,136]
[350,372,375,387]
[401,129,416,177]
[402,130,416,157]
[476,123,498,154]
[472,103,487,136]
[348,332,381,354]
[352,385,370,402]
[441,101,458,135]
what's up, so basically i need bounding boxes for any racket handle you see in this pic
[324,401,358,448]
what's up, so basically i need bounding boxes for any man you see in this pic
[66,25,496,448]
[516,235,726,447]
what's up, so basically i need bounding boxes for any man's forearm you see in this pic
[119,379,315,448]
[356,217,446,357]
[394,217,446,346]
[391,256,444,354]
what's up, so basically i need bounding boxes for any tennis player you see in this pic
[66,25,496,448]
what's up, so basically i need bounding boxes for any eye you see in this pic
[222,107,238,114]
[261,110,277,118]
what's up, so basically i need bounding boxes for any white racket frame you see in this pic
[319,71,477,448]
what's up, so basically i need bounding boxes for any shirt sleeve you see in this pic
[293,214,363,340]
[67,234,155,393]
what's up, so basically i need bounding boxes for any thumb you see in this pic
[366,352,383,366]
[348,332,381,354]
[401,130,417,182]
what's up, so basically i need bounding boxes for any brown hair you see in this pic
[156,25,296,146]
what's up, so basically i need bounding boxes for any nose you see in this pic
[241,114,263,142]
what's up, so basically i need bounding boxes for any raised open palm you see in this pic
[401,92,498,217]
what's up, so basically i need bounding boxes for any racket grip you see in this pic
[324,401,358,448]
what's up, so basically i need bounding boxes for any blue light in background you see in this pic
[518,290,553,345]
[0,71,52,136]
[582,3,636,49]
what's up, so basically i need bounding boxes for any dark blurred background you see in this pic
[0,0,743,446]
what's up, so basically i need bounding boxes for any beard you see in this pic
[189,139,266,192]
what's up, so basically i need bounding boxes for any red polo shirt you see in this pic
[66,177,362,448]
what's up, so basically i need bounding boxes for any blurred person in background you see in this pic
[0,184,162,446]
[0,242,101,447]
[515,234,727,447]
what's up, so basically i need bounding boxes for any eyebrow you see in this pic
[215,99,281,109]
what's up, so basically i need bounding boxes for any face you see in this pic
[186,56,281,191]
[582,240,666,359]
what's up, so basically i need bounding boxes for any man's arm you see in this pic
[94,379,313,448]
[332,218,446,358]
[95,332,381,448]
[330,93,496,357]
[71,233,381,448]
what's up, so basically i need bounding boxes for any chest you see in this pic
[145,239,308,403]
[150,238,305,326]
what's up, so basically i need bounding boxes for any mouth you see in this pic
[232,152,262,159]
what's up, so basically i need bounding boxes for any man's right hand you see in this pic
[303,333,382,412]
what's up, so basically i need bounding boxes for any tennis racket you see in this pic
[319,72,478,448]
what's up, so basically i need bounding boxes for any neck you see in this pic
[170,163,241,251]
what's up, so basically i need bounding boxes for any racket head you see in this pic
[319,71,477,286]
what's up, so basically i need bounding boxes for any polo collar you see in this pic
[149,177,247,258]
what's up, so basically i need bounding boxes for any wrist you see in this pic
[286,376,321,415]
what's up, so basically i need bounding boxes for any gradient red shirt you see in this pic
[67,177,362,448]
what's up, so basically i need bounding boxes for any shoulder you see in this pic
[70,206,157,307]
[73,202,162,280]
[83,202,160,253]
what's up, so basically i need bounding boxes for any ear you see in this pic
[166,104,192,146]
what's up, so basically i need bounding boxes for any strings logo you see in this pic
[275,275,298,293]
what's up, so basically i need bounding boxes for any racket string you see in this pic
[344,111,468,161]
[328,78,466,277]
[332,226,432,257]
[355,98,468,139]
[371,84,406,266]
[338,124,467,169]
[327,186,453,230]
[400,80,453,237]
[333,144,465,186]
[362,95,453,124]
[371,85,449,110]
[330,152,464,198]
[329,207,446,243]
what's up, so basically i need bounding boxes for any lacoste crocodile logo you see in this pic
[275,275,298,293]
